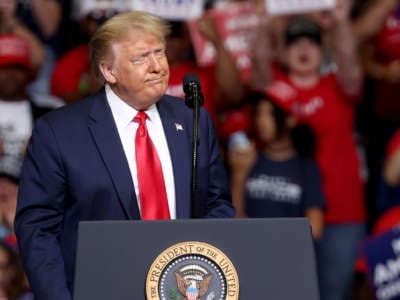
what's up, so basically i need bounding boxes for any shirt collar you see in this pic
[105,84,158,127]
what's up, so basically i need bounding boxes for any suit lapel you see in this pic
[87,91,140,219]
[157,97,191,218]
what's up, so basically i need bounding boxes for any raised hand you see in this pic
[198,13,222,46]
[331,0,352,23]
[311,0,351,30]
[0,0,17,33]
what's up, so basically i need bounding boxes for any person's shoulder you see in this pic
[296,155,317,165]
[30,92,65,109]
[159,94,215,129]
[162,94,185,103]
[40,91,102,123]
[162,94,212,114]
[159,94,190,112]
[296,156,321,176]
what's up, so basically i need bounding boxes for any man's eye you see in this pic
[155,49,165,57]
[132,56,147,64]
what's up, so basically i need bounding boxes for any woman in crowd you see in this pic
[227,88,324,240]
[0,241,32,300]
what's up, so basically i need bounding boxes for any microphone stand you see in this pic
[190,85,200,219]
[183,73,203,219]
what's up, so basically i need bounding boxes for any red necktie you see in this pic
[134,111,170,220]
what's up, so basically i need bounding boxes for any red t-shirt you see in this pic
[167,61,218,128]
[273,69,365,224]
[51,45,90,98]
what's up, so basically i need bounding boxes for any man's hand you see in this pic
[312,0,351,30]
[227,140,257,179]
[198,14,221,46]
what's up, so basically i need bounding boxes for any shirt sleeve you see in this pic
[301,157,325,211]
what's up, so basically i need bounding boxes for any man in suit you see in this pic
[14,11,234,300]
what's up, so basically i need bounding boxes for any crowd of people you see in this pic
[1,0,400,299]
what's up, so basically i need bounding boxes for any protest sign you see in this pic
[267,0,335,15]
[130,0,204,20]
[187,1,259,82]
[363,226,400,300]
[71,0,131,20]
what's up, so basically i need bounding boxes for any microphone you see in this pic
[183,73,204,108]
[182,73,203,218]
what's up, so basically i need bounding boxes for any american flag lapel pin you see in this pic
[175,123,184,131]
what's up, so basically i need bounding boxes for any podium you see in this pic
[73,218,319,299]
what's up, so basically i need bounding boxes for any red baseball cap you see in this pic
[264,80,300,116]
[218,106,252,140]
[0,34,31,69]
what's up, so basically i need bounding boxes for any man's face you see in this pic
[0,66,29,100]
[285,37,322,76]
[102,31,170,110]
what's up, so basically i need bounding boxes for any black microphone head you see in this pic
[183,72,201,94]
[183,72,204,108]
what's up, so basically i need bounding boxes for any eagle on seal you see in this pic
[175,271,213,300]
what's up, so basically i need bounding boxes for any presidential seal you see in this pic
[146,241,239,300]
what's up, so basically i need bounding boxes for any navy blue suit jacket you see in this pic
[14,89,234,300]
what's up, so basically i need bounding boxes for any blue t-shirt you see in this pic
[245,153,325,218]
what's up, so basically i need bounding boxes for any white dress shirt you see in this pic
[105,85,176,219]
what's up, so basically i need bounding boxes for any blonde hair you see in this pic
[89,11,171,81]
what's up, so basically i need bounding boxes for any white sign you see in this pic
[267,0,336,15]
[72,0,131,20]
[130,0,205,20]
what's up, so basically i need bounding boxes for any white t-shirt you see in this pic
[0,99,32,178]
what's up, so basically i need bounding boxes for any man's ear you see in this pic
[99,61,116,84]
